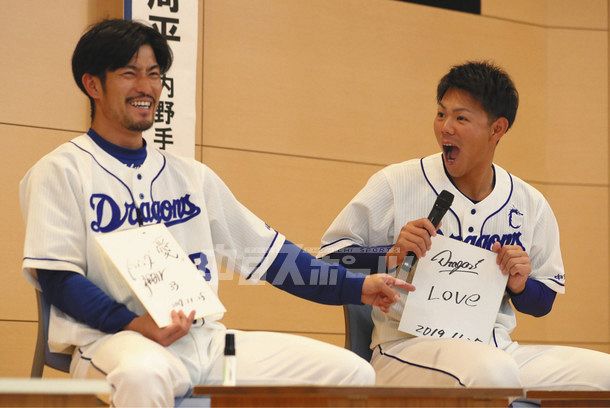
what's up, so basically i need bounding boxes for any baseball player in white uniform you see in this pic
[20,19,411,407]
[319,61,610,389]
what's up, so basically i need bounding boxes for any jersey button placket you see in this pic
[466,208,477,234]
[133,173,146,208]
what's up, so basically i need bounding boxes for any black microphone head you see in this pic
[427,190,454,227]
[437,190,454,209]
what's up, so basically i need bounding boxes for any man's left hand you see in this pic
[491,242,531,294]
[361,274,415,313]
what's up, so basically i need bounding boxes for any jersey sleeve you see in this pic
[528,197,565,294]
[202,166,286,282]
[318,170,395,257]
[20,153,88,287]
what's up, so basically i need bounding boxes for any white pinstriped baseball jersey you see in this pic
[21,134,285,352]
[320,153,565,350]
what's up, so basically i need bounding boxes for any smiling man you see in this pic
[81,44,160,144]
[19,19,412,407]
[319,61,610,389]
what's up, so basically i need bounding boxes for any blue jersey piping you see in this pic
[378,344,466,386]
[246,231,280,280]
[320,237,355,250]
[420,158,462,238]
[149,153,167,202]
[69,141,137,208]
[479,172,514,236]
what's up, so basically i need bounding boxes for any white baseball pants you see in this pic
[71,322,374,407]
[372,337,610,389]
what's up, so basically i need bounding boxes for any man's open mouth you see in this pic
[128,98,153,109]
[443,144,459,162]
[129,101,152,109]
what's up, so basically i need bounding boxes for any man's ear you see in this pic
[491,117,509,142]
[82,73,102,99]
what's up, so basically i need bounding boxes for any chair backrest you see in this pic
[343,303,374,362]
[31,290,72,377]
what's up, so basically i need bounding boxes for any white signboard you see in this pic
[95,224,225,327]
[126,0,198,158]
[399,235,508,343]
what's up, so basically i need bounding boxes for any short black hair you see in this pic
[71,19,173,117]
[437,61,519,129]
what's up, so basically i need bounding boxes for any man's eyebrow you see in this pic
[437,102,472,113]
[120,64,160,72]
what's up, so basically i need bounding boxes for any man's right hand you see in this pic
[125,310,195,347]
[386,218,437,271]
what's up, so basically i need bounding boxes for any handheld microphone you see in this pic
[387,190,454,321]
[396,189,454,283]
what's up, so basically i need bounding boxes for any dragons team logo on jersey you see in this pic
[446,231,526,251]
[509,207,524,229]
[89,193,202,232]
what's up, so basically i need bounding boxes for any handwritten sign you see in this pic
[95,224,225,327]
[398,235,507,343]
